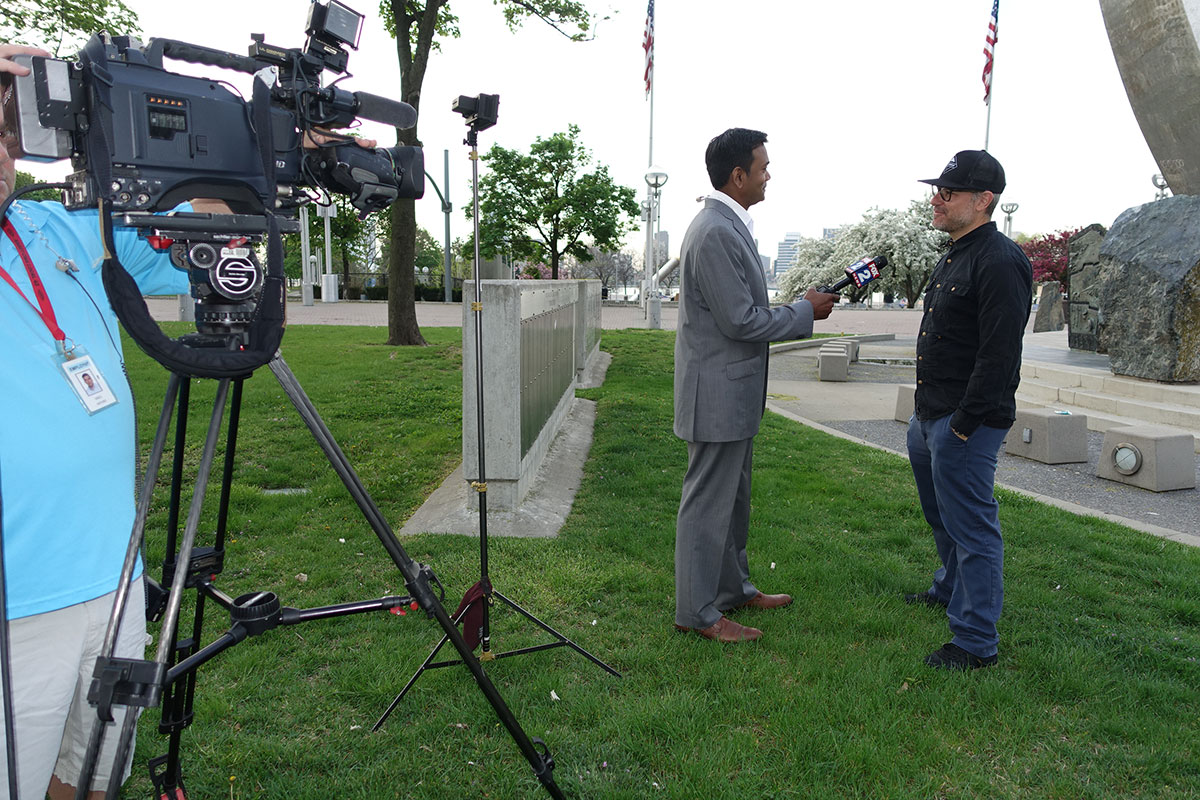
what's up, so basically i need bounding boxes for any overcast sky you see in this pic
[23,0,1160,265]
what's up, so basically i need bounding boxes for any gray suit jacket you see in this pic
[673,198,815,443]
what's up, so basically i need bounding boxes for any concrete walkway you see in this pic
[766,332,1199,547]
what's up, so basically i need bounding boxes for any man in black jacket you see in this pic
[906,149,1032,670]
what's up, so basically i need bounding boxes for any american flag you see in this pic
[643,0,655,98]
[982,0,998,104]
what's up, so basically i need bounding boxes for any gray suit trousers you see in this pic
[675,438,758,628]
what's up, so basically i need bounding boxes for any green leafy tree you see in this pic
[2,0,140,54]
[279,199,386,294]
[379,0,595,345]
[13,169,61,201]
[414,225,443,285]
[473,124,639,280]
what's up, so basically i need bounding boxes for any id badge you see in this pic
[58,349,119,414]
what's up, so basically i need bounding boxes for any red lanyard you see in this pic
[1,217,68,347]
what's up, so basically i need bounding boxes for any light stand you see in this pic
[373,95,619,732]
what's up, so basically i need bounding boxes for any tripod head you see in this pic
[115,212,300,349]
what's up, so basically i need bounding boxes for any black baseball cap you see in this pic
[919,150,1006,193]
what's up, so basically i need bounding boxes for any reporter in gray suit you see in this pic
[673,128,838,643]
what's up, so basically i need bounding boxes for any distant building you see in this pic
[822,227,841,241]
[773,232,803,277]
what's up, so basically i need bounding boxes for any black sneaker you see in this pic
[924,642,997,670]
[904,592,949,610]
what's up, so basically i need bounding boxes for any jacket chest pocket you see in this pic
[926,280,974,314]
[923,279,975,336]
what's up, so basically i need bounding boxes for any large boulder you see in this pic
[1067,224,1107,352]
[1097,196,1200,382]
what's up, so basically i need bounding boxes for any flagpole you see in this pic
[984,86,993,150]
[642,0,659,327]
[983,0,998,150]
[644,83,654,317]
[648,63,654,168]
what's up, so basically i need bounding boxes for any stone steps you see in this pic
[1018,361,1200,453]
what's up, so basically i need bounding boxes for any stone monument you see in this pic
[1032,281,1064,333]
[1096,196,1200,383]
[1066,224,1106,352]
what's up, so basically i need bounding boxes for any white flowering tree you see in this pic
[777,236,836,301]
[777,200,948,306]
[823,201,948,305]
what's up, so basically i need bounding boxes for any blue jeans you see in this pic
[907,414,1009,658]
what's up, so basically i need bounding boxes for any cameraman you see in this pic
[0,43,194,799]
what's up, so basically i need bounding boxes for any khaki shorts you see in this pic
[0,580,147,797]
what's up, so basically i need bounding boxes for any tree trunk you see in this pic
[384,0,441,347]
[387,193,427,346]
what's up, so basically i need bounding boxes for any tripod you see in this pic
[74,340,566,798]
[373,103,619,733]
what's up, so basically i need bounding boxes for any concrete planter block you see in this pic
[1004,408,1088,464]
[818,346,849,381]
[895,385,915,423]
[1096,425,1197,492]
[829,339,859,361]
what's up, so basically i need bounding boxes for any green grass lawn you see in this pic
[119,324,1199,799]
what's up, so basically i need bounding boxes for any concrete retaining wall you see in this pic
[462,280,602,510]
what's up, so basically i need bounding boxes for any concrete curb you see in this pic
[400,399,596,538]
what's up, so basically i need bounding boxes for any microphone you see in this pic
[353,91,418,129]
[817,254,888,293]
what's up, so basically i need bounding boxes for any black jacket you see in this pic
[914,221,1033,436]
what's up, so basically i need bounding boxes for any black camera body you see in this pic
[1,1,424,348]
[2,0,423,217]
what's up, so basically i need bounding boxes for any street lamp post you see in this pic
[1152,173,1170,201]
[423,149,454,302]
[644,166,668,329]
[1000,202,1019,238]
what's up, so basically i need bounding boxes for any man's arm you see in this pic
[692,224,833,343]
[950,250,1031,437]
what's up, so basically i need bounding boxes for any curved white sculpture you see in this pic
[1101,0,1200,193]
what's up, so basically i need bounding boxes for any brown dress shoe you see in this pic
[674,616,762,643]
[728,591,793,611]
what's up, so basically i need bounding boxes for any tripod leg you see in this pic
[372,594,479,731]
[155,376,245,798]
[82,379,232,800]
[371,632,450,731]
[73,373,182,799]
[491,590,622,678]
[267,356,565,799]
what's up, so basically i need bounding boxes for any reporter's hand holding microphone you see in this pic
[805,254,889,320]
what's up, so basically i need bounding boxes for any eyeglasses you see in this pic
[931,186,990,202]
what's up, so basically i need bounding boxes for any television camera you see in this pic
[1,0,423,348]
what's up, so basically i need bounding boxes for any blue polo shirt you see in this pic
[1,200,188,620]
